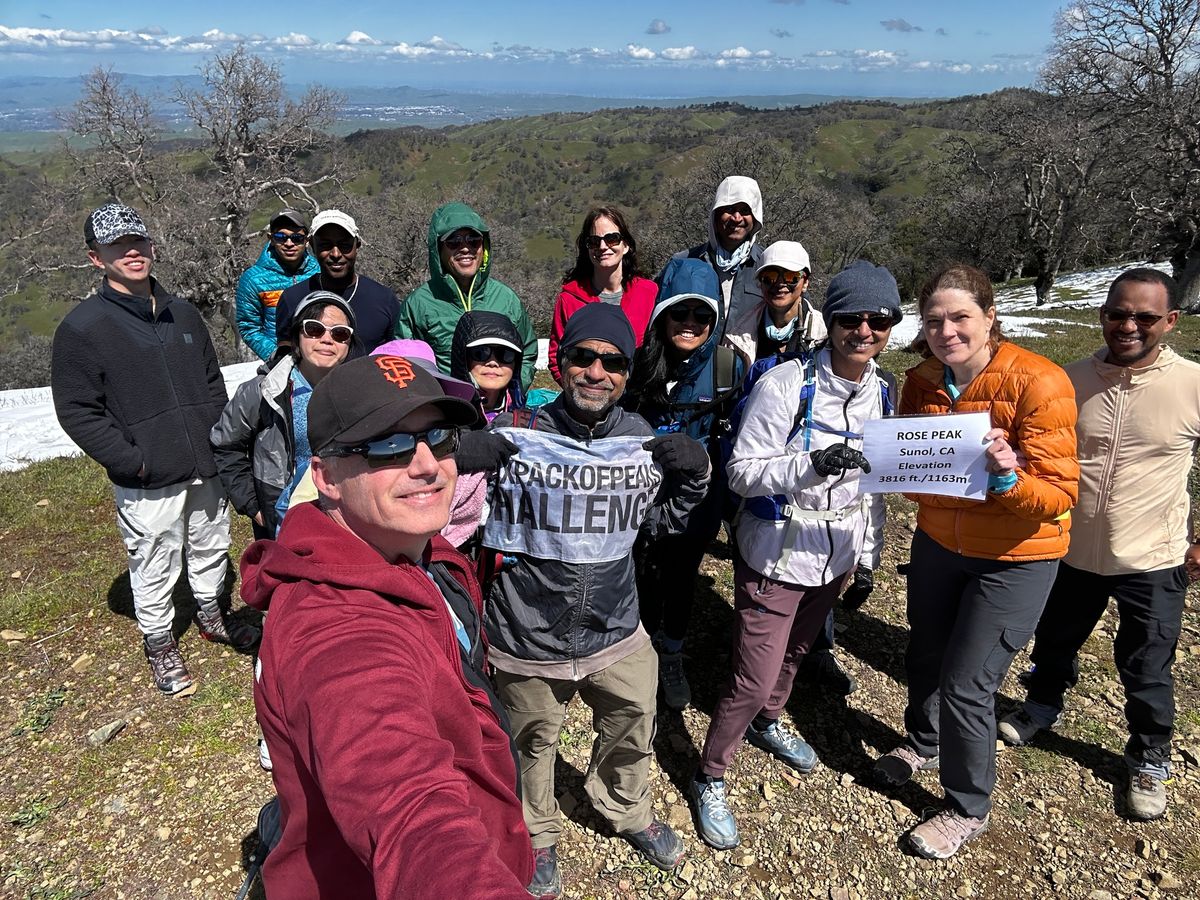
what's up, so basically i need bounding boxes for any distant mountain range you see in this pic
[0,74,922,134]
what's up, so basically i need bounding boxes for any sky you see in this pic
[0,1,1062,98]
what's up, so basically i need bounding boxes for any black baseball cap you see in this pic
[309,354,478,455]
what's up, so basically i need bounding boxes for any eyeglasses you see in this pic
[271,231,307,245]
[300,319,355,343]
[442,233,484,251]
[832,313,895,332]
[563,346,630,374]
[314,238,356,254]
[585,232,624,250]
[1100,306,1167,327]
[327,427,460,468]
[469,344,519,365]
[666,304,716,326]
[757,270,806,288]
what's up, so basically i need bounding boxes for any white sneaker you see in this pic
[258,737,273,772]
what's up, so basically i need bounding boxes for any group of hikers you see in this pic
[49,173,1199,898]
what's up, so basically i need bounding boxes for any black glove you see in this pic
[455,430,519,473]
[643,433,709,479]
[810,443,871,477]
[841,564,874,612]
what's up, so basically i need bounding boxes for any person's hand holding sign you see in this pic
[456,430,519,472]
[810,443,872,477]
[982,427,1019,476]
[643,433,709,479]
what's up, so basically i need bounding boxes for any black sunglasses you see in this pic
[469,345,519,365]
[271,231,307,245]
[442,233,484,251]
[300,319,354,344]
[585,232,624,250]
[563,346,629,374]
[832,313,895,332]
[666,304,716,326]
[1100,306,1167,327]
[326,427,460,468]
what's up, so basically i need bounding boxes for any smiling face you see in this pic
[270,226,308,268]
[587,215,628,275]
[829,312,893,379]
[921,287,996,380]
[439,228,484,287]
[663,300,714,357]
[713,202,755,252]
[562,339,628,421]
[88,234,154,295]
[312,225,358,281]
[757,267,808,323]
[296,305,352,380]
[311,405,457,564]
[1101,278,1177,368]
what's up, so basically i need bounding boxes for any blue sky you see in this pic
[0,1,1060,97]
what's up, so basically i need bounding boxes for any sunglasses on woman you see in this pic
[757,270,806,288]
[325,427,460,468]
[585,232,624,250]
[469,344,519,365]
[666,304,716,326]
[832,313,895,332]
[300,319,355,343]
[442,233,484,251]
[563,346,630,374]
[1100,307,1166,327]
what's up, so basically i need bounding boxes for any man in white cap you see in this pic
[274,209,400,357]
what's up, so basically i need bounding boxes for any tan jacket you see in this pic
[1065,345,1200,576]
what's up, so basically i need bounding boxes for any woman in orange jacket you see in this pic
[873,264,1079,859]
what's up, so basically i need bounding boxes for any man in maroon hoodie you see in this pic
[241,353,534,898]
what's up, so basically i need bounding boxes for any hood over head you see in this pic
[449,310,524,381]
[706,175,763,252]
[426,202,492,301]
[649,257,721,328]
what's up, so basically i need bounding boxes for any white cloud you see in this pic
[661,46,701,60]
[720,46,753,59]
[341,31,382,46]
[626,43,656,60]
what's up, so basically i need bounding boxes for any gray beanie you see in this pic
[823,260,903,328]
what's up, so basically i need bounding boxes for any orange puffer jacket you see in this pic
[900,341,1079,561]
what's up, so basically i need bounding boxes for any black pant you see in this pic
[1026,561,1187,769]
[636,487,723,644]
[904,529,1059,818]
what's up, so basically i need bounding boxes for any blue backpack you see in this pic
[720,350,895,523]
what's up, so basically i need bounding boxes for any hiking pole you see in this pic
[234,797,282,900]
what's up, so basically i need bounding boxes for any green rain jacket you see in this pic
[396,202,538,389]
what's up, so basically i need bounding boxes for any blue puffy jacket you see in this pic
[235,243,320,361]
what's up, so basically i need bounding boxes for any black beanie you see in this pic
[557,304,636,370]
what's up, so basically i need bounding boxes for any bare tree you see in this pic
[1043,0,1200,306]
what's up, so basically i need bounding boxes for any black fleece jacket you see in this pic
[51,278,228,489]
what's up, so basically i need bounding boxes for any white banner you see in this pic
[858,412,991,500]
[483,429,664,563]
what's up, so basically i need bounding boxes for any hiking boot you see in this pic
[1126,771,1169,821]
[196,607,261,652]
[908,809,989,859]
[745,720,818,773]
[659,651,692,711]
[799,648,859,695]
[526,845,561,899]
[144,633,193,695]
[690,777,740,849]
[874,745,939,788]
[997,708,1060,747]
[624,820,684,870]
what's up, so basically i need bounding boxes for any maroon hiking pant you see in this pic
[699,557,844,777]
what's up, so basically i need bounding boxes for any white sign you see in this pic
[483,429,664,563]
[859,412,991,500]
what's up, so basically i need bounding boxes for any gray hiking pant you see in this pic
[903,528,1059,819]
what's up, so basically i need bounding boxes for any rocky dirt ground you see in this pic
[1,458,1198,900]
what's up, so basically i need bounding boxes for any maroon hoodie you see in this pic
[242,502,533,899]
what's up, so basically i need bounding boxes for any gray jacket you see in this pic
[663,242,765,343]
[483,396,709,678]
[210,355,295,534]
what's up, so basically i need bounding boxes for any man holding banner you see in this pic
[481,304,710,897]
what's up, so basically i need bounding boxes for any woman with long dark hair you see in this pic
[548,206,658,383]
[623,257,744,711]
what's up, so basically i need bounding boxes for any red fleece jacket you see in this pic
[242,502,533,899]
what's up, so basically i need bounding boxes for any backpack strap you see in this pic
[508,407,539,430]
[713,345,737,394]
[877,370,897,416]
